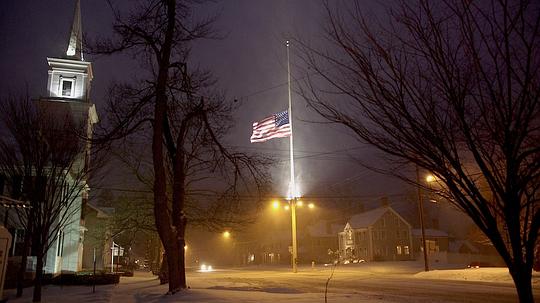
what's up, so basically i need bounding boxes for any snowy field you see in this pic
[4,262,540,302]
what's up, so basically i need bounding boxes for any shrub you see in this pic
[51,273,120,285]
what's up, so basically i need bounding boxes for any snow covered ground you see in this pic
[4,262,539,302]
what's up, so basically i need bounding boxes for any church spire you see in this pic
[66,0,83,61]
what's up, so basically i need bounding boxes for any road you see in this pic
[5,264,539,302]
[185,266,534,303]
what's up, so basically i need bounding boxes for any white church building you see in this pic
[38,0,98,273]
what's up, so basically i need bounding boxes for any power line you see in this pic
[92,185,410,200]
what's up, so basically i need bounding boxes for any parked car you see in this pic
[467,261,494,268]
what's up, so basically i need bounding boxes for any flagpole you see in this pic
[286,40,298,273]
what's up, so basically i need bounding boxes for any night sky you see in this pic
[0,0,408,205]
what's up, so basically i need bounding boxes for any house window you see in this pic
[402,230,408,239]
[60,79,75,97]
[396,230,400,238]
[346,229,353,245]
[404,246,410,255]
[426,240,439,253]
[57,231,64,257]
[396,245,402,255]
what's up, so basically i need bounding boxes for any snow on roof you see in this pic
[307,220,343,237]
[86,202,114,218]
[347,206,391,229]
[412,228,449,238]
[448,240,480,253]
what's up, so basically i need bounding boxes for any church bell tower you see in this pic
[39,0,98,274]
[42,0,98,126]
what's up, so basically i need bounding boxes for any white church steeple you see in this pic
[41,0,98,125]
[45,0,92,102]
[66,0,84,61]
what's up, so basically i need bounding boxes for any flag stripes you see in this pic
[250,110,291,143]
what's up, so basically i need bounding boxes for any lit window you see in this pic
[396,246,402,255]
[404,246,410,255]
[61,79,74,97]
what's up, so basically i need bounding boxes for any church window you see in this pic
[61,79,74,97]
[57,231,64,257]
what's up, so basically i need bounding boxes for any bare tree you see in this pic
[92,0,270,293]
[0,94,103,302]
[297,0,540,302]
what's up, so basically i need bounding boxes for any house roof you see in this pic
[346,206,410,230]
[412,228,449,238]
[448,240,480,253]
[348,207,388,228]
[86,202,114,218]
[307,220,344,237]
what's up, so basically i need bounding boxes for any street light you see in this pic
[223,231,231,239]
[271,198,315,273]
[425,174,439,203]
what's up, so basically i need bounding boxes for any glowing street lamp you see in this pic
[223,231,231,239]
[426,174,436,183]
[270,198,315,273]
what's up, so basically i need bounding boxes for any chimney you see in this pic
[380,196,389,207]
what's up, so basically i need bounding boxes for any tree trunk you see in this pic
[165,241,181,292]
[152,0,180,294]
[177,226,186,289]
[510,265,534,303]
[158,252,168,284]
[32,254,44,303]
[16,228,32,297]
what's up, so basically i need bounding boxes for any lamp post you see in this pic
[415,165,429,272]
[290,197,298,273]
[272,198,315,273]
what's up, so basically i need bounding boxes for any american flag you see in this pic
[250,110,291,143]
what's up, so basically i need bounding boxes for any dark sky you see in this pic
[0,0,409,206]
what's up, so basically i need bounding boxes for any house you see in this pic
[338,206,413,261]
[412,228,449,263]
[81,204,114,270]
[303,220,342,263]
[412,228,449,255]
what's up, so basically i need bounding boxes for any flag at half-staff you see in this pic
[250,110,291,143]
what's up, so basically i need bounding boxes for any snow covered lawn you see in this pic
[4,262,539,302]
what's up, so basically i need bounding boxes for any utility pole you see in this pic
[416,165,429,271]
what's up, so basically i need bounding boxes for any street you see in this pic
[5,263,539,302]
